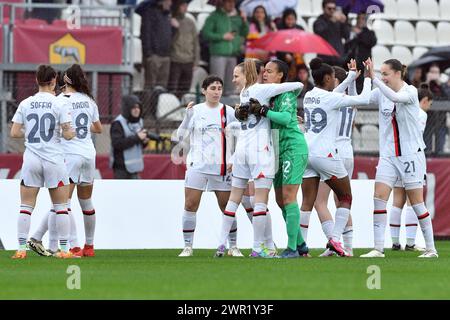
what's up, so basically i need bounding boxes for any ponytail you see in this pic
[401,64,408,80]
[244,59,258,88]
[64,64,95,101]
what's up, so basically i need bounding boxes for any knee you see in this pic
[184,199,199,212]
[337,193,352,208]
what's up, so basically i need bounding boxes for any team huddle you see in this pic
[177,56,438,259]
[11,64,101,259]
[10,56,438,259]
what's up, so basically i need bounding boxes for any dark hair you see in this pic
[36,64,56,87]
[384,59,407,80]
[64,64,95,100]
[202,75,224,90]
[322,0,336,8]
[281,8,297,28]
[332,66,347,84]
[268,59,289,82]
[250,5,274,33]
[418,83,433,101]
[310,58,334,87]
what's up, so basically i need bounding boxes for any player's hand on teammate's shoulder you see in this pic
[186,101,194,109]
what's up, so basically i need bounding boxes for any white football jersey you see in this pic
[418,108,427,135]
[236,82,302,156]
[177,102,236,176]
[372,79,426,157]
[59,92,99,159]
[303,78,371,158]
[12,91,71,164]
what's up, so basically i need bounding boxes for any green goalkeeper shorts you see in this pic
[274,151,308,188]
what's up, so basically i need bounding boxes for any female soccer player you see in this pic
[301,57,373,257]
[28,64,102,257]
[10,65,76,259]
[215,59,303,258]
[389,84,433,252]
[256,59,309,258]
[360,59,438,258]
[308,63,359,257]
[176,75,243,257]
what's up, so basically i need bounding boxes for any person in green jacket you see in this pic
[201,0,249,96]
[250,59,309,258]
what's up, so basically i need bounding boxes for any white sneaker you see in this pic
[178,246,193,257]
[360,249,385,258]
[418,250,438,258]
[319,248,335,257]
[227,246,244,257]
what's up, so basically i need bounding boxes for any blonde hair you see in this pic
[237,59,258,89]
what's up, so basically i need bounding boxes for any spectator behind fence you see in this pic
[344,13,377,93]
[110,95,149,179]
[295,64,314,100]
[276,8,305,81]
[168,0,200,99]
[138,0,173,91]
[313,0,350,67]
[201,0,249,96]
[245,5,277,62]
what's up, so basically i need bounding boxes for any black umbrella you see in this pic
[407,46,450,78]
[135,0,158,16]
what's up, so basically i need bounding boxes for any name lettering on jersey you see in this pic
[304,97,320,105]
[72,101,90,109]
[30,101,52,109]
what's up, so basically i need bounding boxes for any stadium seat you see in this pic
[381,0,397,19]
[440,0,450,20]
[412,46,428,60]
[297,0,312,16]
[372,45,392,70]
[189,66,208,93]
[303,53,317,66]
[391,46,413,66]
[308,17,316,33]
[352,127,362,151]
[418,0,439,20]
[187,0,215,13]
[156,93,184,121]
[132,13,141,37]
[312,0,322,16]
[394,20,416,46]
[437,22,450,45]
[372,19,395,45]
[396,0,418,19]
[297,16,308,31]
[133,37,142,65]
[416,21,437,46]
[196,12,209,32]
[355,111,379,126]
[24,18,47,25]
[359,125,379,152]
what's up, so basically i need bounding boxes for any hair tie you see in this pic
[64,73,73,85]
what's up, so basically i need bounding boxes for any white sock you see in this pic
[229,219,238,247]
[321,220,334,240]
[79,198,95,246]
[252,203,267,252]
[412,202,436,251]
[32,209,51,241]
[182,210,196,247]
[48,209,58,252]
[331,207,350,241]
[68,206,79,248]
[300,210,311,242]
[373,198,387,252]
[54,203,70,252]
[264,210,275,250]
[17,204,33,250]
[389,206,402,245]
[219,201,239,247]
[241,195,253,222]
[405,206,418,247]
[342,225,353,252]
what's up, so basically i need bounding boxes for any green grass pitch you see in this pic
[1,241,449,300]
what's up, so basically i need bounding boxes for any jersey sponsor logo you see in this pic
[49,34,86,64]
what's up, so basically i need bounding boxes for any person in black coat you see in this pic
[313,0,350,67]
[344,13,377,93]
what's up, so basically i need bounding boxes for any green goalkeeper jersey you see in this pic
[267,89,308,154]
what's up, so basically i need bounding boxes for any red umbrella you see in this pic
[248,29,339,56]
